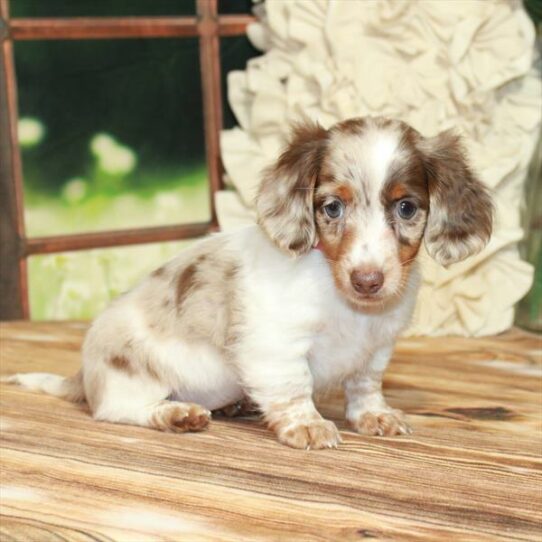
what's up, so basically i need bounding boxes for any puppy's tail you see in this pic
[1,371,85,403]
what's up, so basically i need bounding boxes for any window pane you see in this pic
[15,38,209,236]
[218,0,253,14]
[28,240,194,320]
[11,0,196,17]
[220,36,259,130]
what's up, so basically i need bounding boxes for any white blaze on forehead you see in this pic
[328,126,402,198]
[371,131,401,187]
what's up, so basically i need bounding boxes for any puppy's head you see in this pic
[256,117,493,310]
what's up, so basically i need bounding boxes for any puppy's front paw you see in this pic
[350,409,411,437]
[277,419,341,450]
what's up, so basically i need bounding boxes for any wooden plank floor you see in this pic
[0,321,541,541]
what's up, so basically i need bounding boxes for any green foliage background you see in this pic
[13,0,256,319]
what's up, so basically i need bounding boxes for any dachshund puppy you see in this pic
[5,117,492,449]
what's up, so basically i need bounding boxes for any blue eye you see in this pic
[396,199,418,220]
[324,200,344,219]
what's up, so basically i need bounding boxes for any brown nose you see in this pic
[350,270,384,295]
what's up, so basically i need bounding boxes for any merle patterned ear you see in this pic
[256,121,328,255]
[418,131,493,266]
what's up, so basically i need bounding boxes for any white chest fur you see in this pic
[308,296,413,390]
[238,229,419,392]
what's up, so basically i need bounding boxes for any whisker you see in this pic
[401,256,417,267]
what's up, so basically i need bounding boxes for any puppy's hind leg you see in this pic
[147,400,211,433]
[88,365,211,433]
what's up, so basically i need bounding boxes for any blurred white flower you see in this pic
[62,177,88,204]
[42,253,70,270]
[90,133,137,175]
[18,117,45,148]
[54,279,93,319]
[154,192,182,210]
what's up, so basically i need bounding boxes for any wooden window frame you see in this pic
[0,0,255,320]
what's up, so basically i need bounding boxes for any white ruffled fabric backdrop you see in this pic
[217,0,542,336]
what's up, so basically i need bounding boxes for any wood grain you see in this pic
[8,15,255,40]
[0,322,541,541]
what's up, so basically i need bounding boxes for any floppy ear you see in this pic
[256,121,328,255]
[418,131,493,266]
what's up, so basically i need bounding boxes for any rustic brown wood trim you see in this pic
[8,15,254,40]
[0,0,29,320]
[217,15,255,37]
[197,0,224,228]
[23,222,213,255]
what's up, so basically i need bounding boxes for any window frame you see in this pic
[0,0,255,319]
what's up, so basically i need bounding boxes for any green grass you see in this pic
[26,166,209,320]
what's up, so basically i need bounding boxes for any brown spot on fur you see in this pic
[336,227,357,264]
[318,226,357,285]
[288,238,309,253]
[335,184,354,204]
[151,266,166,278]
[429,223,470,244]
[223,263,243,354]
[399,241,422,267]
[389,183,408,201]
[224,263,239,282]
[175,263,198,310]
[145,361,161,381]
[332,117,367,135]
[109,355,134,375]
[382,161,428,210]
[150,401,210,432]
[332,116,399,139]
